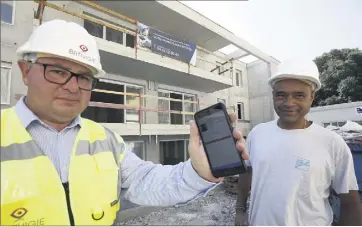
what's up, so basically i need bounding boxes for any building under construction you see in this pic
[1,0,279,164]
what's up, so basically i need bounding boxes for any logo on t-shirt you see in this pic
[295,157,310,171]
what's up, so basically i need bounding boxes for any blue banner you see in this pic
[137,22,197,65]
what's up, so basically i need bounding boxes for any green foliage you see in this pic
[313,48,362,106]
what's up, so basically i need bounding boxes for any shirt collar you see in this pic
[14,96,82,129]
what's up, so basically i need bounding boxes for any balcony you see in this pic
[97,40,233,93]
[34,1,234,93]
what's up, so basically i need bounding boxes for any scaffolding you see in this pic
[30,0,237,135]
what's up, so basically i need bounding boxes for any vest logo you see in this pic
[11,207,45,226]
[11,208,28,219]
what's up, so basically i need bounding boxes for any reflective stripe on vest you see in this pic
[1,108,126,225]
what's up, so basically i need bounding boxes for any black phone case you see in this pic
[194,102,247,178]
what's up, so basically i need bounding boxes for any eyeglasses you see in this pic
[32,62,99,91]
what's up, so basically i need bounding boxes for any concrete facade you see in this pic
[307,101,362,127]
[246,59,279,128]
[1,1,278,163]
[1,1,36,109]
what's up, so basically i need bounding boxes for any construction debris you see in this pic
[223,175,240,195]
[116,185,237,226]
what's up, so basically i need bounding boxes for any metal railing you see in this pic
[15,88,239,135]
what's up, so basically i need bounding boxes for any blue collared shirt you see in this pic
[13,96,218,206]
[15,96,81,183]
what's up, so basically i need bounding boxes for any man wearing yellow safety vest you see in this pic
[0,20,249,226]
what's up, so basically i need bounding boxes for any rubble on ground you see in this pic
[223,175,239,195]
[116,185,237,226]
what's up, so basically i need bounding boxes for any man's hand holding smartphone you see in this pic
[188,112,249,183]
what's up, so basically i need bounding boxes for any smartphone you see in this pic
[194,102,247,178]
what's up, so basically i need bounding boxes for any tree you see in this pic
[312,48,362,106]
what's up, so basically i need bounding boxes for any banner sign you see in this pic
[137,22,197,66]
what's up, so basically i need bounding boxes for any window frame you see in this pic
[1,62,12,105]
[235,69,243,87]
[183,94,196,125]
[82,12,134,48]
[157,89,196,125]
[1,1,15,25]
[124,84,144,124]
[97,78,144,123]
[237,102,245,120]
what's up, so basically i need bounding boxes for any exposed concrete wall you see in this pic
[307,101,362,126]
[1,1,37,109]
[246,60,279,128]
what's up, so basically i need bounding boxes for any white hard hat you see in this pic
[268,57,321,91]
[16,19,105,78]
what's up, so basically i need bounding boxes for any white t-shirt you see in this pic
[246,120,358,226]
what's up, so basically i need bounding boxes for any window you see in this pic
[1,1,14,25]
[235,70,243,87]
[83,13,136,48]
[160,140,189,165]
[184,95,196,124]
[106,27,123,45]
[1,62,12,104]
[125,85,143,123]
[125,141,145,160]
[126,33,135,48]
[158,90,196,125]
[170,93,183,125]
[84,19,103,38]
[158,91,170,124]
[81,80,143,123]
[237,102,245,120]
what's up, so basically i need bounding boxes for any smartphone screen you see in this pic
[195,103,246,177]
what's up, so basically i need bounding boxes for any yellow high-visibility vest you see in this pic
[1,108,126,225]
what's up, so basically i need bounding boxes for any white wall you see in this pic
[307,101,362,127]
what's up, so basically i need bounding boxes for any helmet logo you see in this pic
[80,45,88,52]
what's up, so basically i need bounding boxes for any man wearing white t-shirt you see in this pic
[235,57,362,226]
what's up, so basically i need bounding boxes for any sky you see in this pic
[181,0,362,62]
